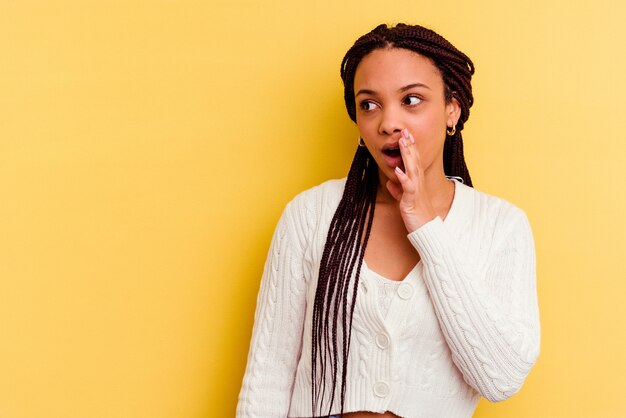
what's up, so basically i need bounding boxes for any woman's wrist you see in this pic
[403,210,437,233]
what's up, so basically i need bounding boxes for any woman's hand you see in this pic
[385,128,438,233]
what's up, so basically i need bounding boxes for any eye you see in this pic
[403,95,422,106]
[359,100,378,112]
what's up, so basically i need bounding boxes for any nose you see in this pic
[379,106,404,136]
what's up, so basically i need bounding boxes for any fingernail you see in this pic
[395,166,403,175]
[402,128,409,138]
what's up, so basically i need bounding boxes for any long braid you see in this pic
[312,145,377,416]
[312,23,476,417]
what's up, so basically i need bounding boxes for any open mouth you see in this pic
[381,144,404,169]
[382,147,401,158]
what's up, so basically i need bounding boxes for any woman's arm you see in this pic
[236,198,309,417]
[407,210,541,402]
[390,127,540,401]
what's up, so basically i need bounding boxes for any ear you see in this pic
[446,96,462,128]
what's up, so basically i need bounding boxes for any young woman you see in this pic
[236,23,541,418]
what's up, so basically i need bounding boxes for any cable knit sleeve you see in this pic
[406,208,540,402]
[236,197,310,417]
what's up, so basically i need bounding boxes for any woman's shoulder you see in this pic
[457,180,531,231]
[286,177,346,213]
[279,177,346,233]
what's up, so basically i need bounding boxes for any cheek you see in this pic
[410,115,444,141]
[356,119,374,134]
[410,116,447,159]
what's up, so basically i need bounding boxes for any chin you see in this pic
[390,174,402,184]
[378,166,401,185]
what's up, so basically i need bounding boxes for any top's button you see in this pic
[373,381,390,398]
[375,333,390,349]
[397,282,414,300]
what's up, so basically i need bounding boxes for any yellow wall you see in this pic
[1,1,624,417]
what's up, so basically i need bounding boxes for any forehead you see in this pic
[354,47,443,91]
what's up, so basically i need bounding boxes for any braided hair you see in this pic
[311,23,475,416]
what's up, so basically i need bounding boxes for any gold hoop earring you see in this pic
[358,137,366,147]
[446,125,456,136]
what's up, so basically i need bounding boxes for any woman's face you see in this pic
[353,47,460,185]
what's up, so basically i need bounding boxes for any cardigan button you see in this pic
[397,283,414,300]
[375,333,390,349]
[373,381,390,398]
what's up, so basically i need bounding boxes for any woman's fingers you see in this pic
[394,165,416,199]
[399,128,422,181]
[395,166,409,183]
[394,128,436,231]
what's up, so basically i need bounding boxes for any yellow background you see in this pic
[1,1,625,417]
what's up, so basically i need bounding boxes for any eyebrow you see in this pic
[355,83,430,97]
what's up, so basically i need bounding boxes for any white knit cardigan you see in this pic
[237,178,541,418]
